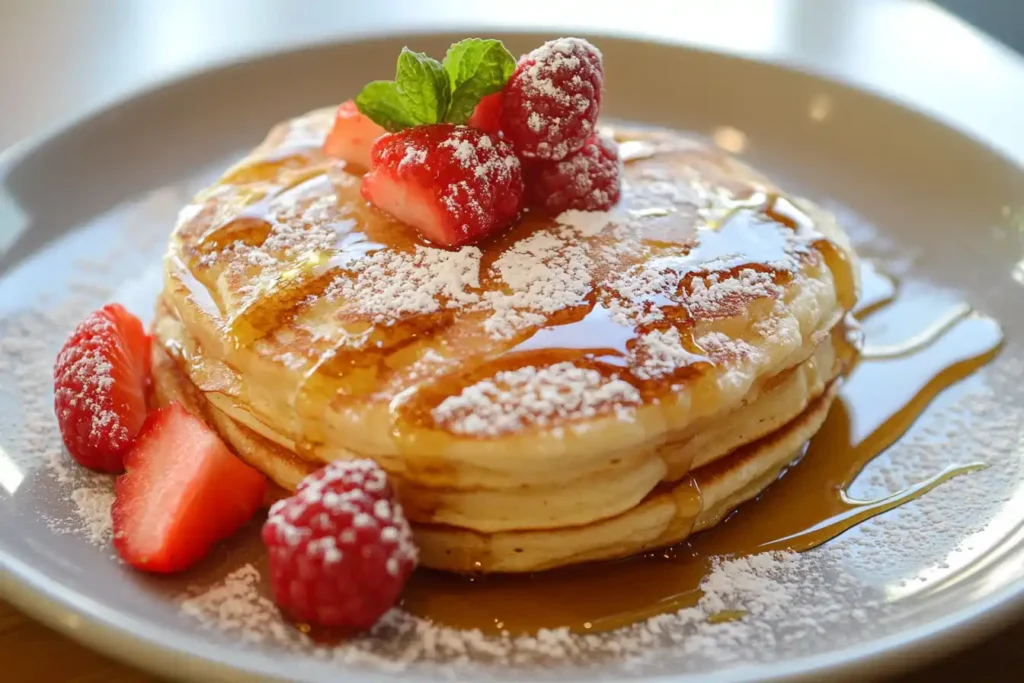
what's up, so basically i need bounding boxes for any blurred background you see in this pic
[938,0,1023,50]
[0,0,1022,151]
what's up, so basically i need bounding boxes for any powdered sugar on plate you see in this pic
[3,135,1024,681]
[169,365,1024,677]
[0,185,196,546]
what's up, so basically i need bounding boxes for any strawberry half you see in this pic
[53,304,150,472]
[467,92,503,135]
[361,124,523,247]
[323,99,386,169]
[112,402,267,573]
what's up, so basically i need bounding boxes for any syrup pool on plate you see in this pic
[400,262,1003,635]
[165,125,1003,637]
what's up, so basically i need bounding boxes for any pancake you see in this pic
[152,108,860,572]
[151,324,848,572]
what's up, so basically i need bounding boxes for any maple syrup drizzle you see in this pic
[184,165,385,346]
[505,302,635,367]
[400,267,1003,635]
[652,193,805,275]
[170,255,221,319]
[855,260,897,316]
[168,130,1003,637]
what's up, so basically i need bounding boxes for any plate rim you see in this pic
[3,7,1024,681]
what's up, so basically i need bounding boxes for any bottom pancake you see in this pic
[414,381,836,573]
[150,341,838,573]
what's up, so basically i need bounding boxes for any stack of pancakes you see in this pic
[151,108,860,573]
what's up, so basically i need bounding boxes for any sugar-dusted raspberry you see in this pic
[501,37,604,161]
[525,133,621,214]
[362,124,523,247]
[261,459,418,630]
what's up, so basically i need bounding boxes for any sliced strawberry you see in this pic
[322,99,386,169]
[361,124,523,247]
[467,92,503,135]
[112,403,267,573]
[53,304,150,472]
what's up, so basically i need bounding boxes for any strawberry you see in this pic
[53,304,150,472]
[467,92,503,134]
[323,99,386,169]
[361,124,523,247]
[112,402,267,573]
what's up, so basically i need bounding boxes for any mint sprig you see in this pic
[354,39,515,132]
[444,39,517,124]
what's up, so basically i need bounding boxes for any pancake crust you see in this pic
[152,109,860,571]
[151,337,841,572]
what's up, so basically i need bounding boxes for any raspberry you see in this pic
[525,134,621,214]
[501,37,604,161]
[362,124,524,247]
[262,459,418,630]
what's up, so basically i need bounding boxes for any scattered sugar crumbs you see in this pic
[174,365,1024,676]
[174,550,880,674]
[3,176,1024,676]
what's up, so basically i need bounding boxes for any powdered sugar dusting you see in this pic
[4,113,1024,680]
[265,459,417,570]
[556,208,617,237]
[509,37,603,160]
[432,362,641,436]
[52,314,127,443]
[687,268,785,319]
[325,245,482,322]
[179,565,303,647]
[632,327,708,380]
[482,228,593,338]
[697,331,755,361]
[169,365,1024,675]
[70,484,116,544]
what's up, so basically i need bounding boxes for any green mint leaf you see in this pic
[395,48,450,125]
[354,81,419,132]
[442,39,516,124]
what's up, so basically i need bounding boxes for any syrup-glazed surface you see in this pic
[162,108,857,459]
[155,108,861,569]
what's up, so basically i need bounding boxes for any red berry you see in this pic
[361,124,523,247]
[526,133,621,214]
[112,402,267,573]
[53,304,150,472]
[323,99,386,169]
[467,92,503,134]
[262,460,418,630]
[501,38,604,161]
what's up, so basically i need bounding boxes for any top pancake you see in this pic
[159,108,859,493]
